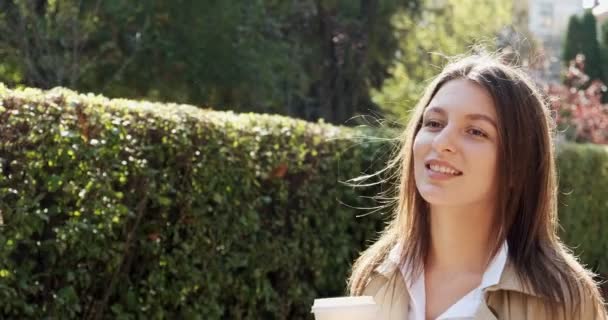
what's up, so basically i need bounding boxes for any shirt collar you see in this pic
[481,241,509,289]
[375,241,539,297]
[403,242,509,319]
[383,242,508,283]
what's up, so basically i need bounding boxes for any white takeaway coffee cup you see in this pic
[311,296,379,320]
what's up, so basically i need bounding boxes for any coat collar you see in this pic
[369,255,540,320]
[485,259,540,297]
[374,246,540,298]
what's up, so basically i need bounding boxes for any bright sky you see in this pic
[585,0,608,14]
[583,0,595,9]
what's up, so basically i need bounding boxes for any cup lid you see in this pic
[311,296,377,313]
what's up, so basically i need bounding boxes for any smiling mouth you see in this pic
[425,163,463,176]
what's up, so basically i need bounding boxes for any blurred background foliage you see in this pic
[371,0,513,122]
[0,0,519,126]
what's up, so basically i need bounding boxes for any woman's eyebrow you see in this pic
[425,106,445,115]
[425,106,497,128]
[466,113,497,128]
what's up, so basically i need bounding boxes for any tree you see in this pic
[579,10,602,81]
[0,0,423,126]
[562,10,602,81]
[601,19,608,46]
[0,1,152,90]
[296,0,423,124]
[563,15,583,63]
[371,0,513,122]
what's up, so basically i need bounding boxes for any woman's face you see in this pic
[413,79,499,208]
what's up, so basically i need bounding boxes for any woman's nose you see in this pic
[431,125,457,154]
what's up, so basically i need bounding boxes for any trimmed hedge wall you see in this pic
[0,85,605,319]
[0,85,393,319]
[557,143,608,285]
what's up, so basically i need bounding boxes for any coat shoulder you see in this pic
[360,270,410,320]
[487,289,607,320]
[361,272,390,296]
[577,284,607,320]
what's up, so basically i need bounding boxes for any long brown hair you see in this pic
[347,53,605,314]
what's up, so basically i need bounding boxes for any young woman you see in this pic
[347,54,607,319]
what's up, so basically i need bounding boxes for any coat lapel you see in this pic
[474,300,498,320]
[474,260,540,320]
[363,256,539,320]
[364,260,410,320]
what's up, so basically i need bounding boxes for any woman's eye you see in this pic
[468,128,488,138]
[424,120,443,128]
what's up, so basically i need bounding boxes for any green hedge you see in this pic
[0,85,394,319]
[557,143,608,284]
[0,85,605,319]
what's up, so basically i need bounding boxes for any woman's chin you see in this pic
[418,186,458,206]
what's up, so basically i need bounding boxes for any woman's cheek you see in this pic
[413,131,432,151]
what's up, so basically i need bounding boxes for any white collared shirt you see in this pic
[387,242,509,320]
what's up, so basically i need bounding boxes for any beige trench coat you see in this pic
[362,257,607,320]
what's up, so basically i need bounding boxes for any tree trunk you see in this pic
[312,0,382,126]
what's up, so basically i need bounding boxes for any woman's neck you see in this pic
[425,203,496,274]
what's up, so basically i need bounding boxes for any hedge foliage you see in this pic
[0,85,605,319]
[557,143,608,279]
[0,84,395,319]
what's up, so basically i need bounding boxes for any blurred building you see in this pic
[593,1,608,25]
[523,0,583,82]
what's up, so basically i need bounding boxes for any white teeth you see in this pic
[429,164,460,175]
